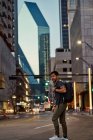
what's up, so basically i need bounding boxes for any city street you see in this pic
[0,112,93,140]
[0,1,93,140]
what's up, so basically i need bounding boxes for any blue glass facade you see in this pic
[18,44,38,84]
[25,2,49,27]
[19,2,50,94]
[59,0,69,48]
[26,2,50,93]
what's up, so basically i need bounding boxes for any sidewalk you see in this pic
[67,110,93,117]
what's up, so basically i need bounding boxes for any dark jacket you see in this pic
[54,80,65,105]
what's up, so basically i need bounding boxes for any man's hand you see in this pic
[52,105,56,112]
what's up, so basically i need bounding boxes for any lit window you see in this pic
[63,60,67,63]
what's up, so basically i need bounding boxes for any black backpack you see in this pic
[63,82,74,103]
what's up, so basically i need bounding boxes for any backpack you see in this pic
[63,82,74,103]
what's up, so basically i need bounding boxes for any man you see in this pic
[49,71,68,140]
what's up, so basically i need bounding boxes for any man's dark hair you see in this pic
[50,71,59,76]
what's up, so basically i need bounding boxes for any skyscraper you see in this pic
[70,0,93,109]
[18,2,50,94]
[59,0,69,48]
[68,0,77,27]
[68,0,77,48]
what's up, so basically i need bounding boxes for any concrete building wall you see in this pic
[70,0,93,100]
[68,0,77,28]
[50,57,55,72]
[68,0,77,49]
[0,0,15,51]
[55,48,72,81]
[71,0,93,83]
[0,37,16,103]
[0,0,17,110]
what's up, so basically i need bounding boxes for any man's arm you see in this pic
[54,85,66,93]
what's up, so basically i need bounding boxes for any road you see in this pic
[0,112,93,140]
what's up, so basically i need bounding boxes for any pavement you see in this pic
[67,110,93,117]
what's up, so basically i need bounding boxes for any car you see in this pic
[6,109,14,114]
[32,107,39,114]
[39,105,45,112]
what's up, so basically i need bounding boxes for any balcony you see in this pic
[2,1,7,9]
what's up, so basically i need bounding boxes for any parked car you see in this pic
[44,101,51,111]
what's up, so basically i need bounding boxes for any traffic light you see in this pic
[45,82,48,86]
[37,96,40,99]
[34,75,43,79]
[9,76,17,80]
[45,81,49,91]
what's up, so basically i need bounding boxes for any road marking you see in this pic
[34,124,53,129]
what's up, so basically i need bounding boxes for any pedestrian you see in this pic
[49,71,68,140]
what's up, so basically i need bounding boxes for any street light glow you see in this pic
[76,57,79,60]
[77,40,93,50]
[63,24,68,27]
[77,40,82,45]
[12,95,16,99]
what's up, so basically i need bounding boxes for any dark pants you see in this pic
[52,103,67,137]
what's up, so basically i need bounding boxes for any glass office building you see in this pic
[18,2,50,94]
[59,0,69,48]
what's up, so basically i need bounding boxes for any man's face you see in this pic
[50,73,58,82]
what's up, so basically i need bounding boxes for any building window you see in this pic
[8,15,11,20]
[3,22,7,28]
[2,1,7,8]
[8,24,11,29]
[8,6,11,12]
[56,48,64,52]
[69,68,72,72]
[63,60,67,63]
[63,68,67,72]
[69,60,71,64]
[2,12,7,18]
[8,33,12,38]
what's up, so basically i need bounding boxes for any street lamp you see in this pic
[88,68,92,115]
[77,40,93,50]
[73,81,77,112]
[76,57,93,114]
[75,57,93,68]
[12,95,16,114]
[76,57,93,77]
[76,40,93,76]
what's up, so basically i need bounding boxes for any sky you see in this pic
[18,0,60,57]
